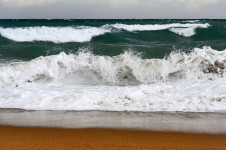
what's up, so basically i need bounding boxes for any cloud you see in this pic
[1,0,224,9]
[146,0,226,10]
[176,0,223,9]
[0,0,137,8]
[0,0,58,7]
[0,0,225,19]
[108,0,137,4]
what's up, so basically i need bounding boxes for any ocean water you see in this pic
[0,19,226,112]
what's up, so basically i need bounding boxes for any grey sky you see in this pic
[0,0,226,19]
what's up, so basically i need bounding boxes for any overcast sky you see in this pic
[0,0,226,19]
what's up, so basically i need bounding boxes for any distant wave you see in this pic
[183,20,200,23]
[0,26,110,43]
[0,23,210,43]
[112,23,210,37]
[111,23,209,31]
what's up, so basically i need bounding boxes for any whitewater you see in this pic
[0,23,210,43]
[0,46,226,112]
[0,19,226,112]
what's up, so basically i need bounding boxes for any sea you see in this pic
[0,19,226,112]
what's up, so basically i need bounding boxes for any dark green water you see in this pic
[0,19,226,62]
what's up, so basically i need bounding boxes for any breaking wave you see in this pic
[112,23,210,37]
[169,27,196,37]
[0,26,110,43]
[0,46,225,87]
[0,46,226,112]
[0,23,210,43]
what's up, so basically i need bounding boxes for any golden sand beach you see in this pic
[0,126,226,150]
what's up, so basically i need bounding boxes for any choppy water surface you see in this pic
[0,19,226,112]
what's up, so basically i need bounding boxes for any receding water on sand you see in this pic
[0,109,226,134]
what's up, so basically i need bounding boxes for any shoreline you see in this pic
[0,125,226,150]
[0,109,226,134]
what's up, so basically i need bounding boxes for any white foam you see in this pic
[0,47,226,112]
[0,26,110,43]
[1,46,224,86]
[169,27,195,37]
[183,20,200,23]
[0,23,210,43]
[112,23,210,37]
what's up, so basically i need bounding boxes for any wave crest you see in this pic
[0,23,210,43]
[0,26,110,43]
[112,23,210,37]
[0,47,225,86]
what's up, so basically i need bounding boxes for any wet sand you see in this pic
[0,125,226,150]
